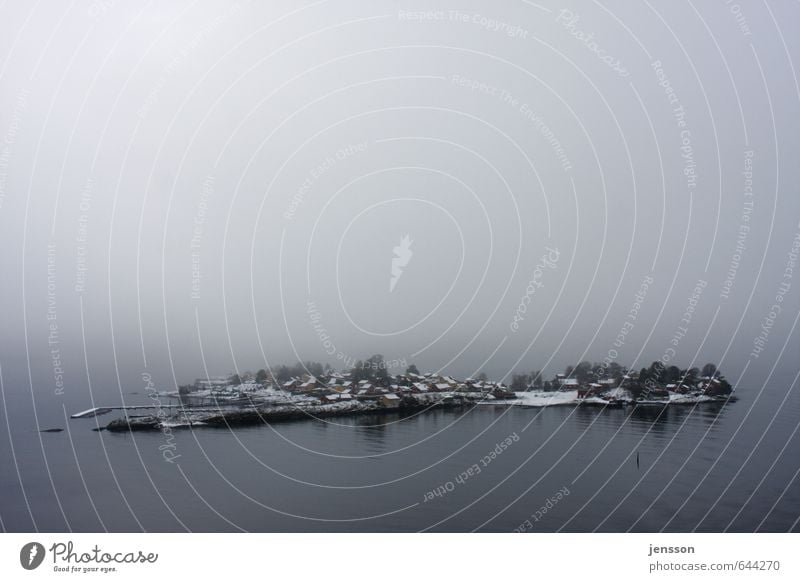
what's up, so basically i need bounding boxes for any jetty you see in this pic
[100,395,472,432]
[70,404,247,419]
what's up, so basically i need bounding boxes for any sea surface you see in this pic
[2,385,799,532]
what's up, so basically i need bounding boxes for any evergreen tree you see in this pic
[511,374,529,391]
[701,363,718,378]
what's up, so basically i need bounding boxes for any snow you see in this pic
[511,390,579,407]
[71,407,111,418]
[582,396,609,405]
[668,393,714,404]
[605,387,631,399]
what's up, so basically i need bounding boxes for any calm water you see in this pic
[2,386,799,532]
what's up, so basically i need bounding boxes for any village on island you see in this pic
[75,357,735,432]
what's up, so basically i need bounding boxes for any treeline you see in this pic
[260,362,330,383]
[510,361,731,393]
[637,362,725,384]
[242,354,422,386]
[222,357,731,395]
[510,362,628,390]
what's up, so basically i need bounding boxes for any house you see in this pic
[577,383,603,399]
[379,394,401,408]
[646,387,670,400]
[470,381,487,392]
[298,377,318,392]
[194,377,229,392]
[702,378,728,396]
[323,393,353,403]
[557,375,580,388]
[491,386,516,400]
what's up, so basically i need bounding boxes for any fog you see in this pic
[0,0,798,407]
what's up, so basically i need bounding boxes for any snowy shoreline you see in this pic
[478,389,732,408]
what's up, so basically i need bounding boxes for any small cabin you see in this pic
[379,394,401,408]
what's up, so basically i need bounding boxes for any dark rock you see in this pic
[106,416,160,432]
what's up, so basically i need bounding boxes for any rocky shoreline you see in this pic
[104,395,470,432]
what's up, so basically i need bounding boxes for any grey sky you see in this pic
[0,0,798,403]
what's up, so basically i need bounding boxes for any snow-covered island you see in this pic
[96,359,735,432]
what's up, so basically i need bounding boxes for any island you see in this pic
[81,358,736,432]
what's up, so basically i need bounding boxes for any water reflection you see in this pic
[353,414,390,454]
[626,402,729,433]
